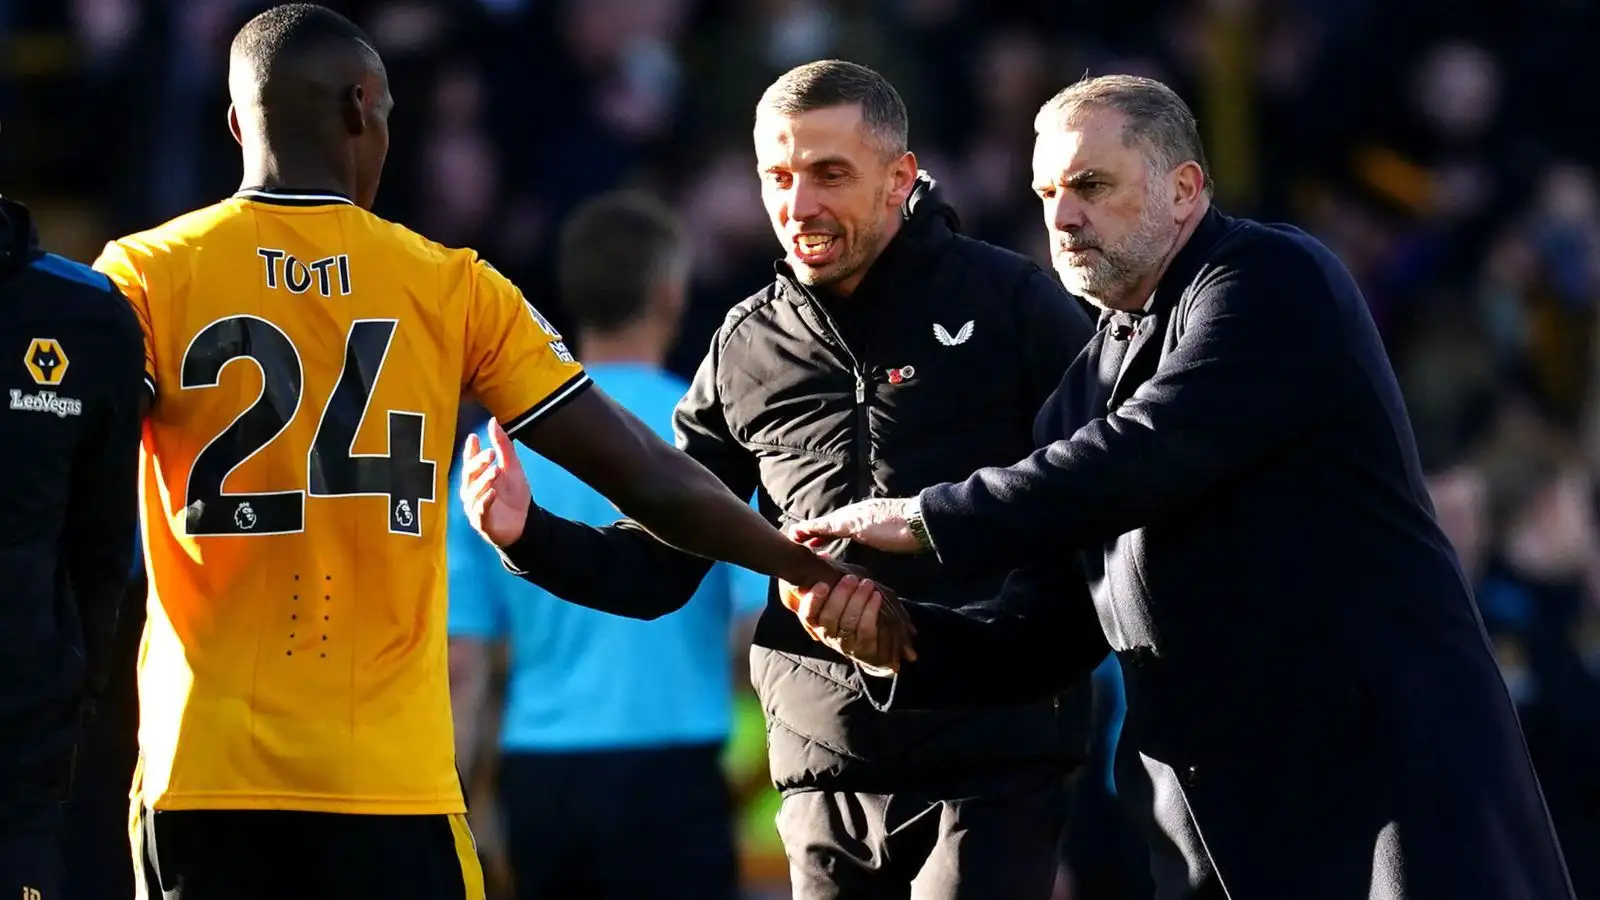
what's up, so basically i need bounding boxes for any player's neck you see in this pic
[239,146,353,199]
[578,325,668,369]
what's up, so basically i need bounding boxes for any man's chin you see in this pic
[1054,268,1093,297]
[792,261,843,287]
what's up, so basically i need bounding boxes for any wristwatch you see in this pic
[904,496,935,554]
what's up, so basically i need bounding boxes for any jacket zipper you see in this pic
[801,291,874,500]
[853,374,871,499]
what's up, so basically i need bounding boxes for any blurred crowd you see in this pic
[6,0,1598,896]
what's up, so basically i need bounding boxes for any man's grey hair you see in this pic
[1036,74,1213,196]
[757,59,909,159]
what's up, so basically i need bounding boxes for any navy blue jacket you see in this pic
[889,207,1577,899]
[0,198,142,823]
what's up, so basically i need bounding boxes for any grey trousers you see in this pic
[774,771,1068,900]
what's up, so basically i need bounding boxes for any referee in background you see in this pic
[0,192,143,897]
[449,190,767,900]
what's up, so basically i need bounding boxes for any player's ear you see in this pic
[227,105,242,147]
[340,85,367,137]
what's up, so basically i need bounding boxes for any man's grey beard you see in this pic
[1056,191,1176,309]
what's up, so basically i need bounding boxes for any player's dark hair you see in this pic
[757,60,909,158]
[230,3,379,98]
[557,191,689,335]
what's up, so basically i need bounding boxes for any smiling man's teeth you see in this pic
[799,235,833,252]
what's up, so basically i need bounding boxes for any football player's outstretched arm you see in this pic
[468,394,846,602]
[466,325,772,621]
[458,256,909,664]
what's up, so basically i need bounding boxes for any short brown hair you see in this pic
[756,59,908,158]
[1036,74,1213,196]
[557,191,688,334]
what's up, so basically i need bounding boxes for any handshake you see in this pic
[458,419,924,673]
[777,511,922,676]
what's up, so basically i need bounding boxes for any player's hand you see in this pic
[788,498,922,554]
[780,574,918,672]
[777,551,861,642]
[460,418,532,548]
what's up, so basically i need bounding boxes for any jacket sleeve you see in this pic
[879,560,1110,708]
[1014,265,1095,413]
[498,324,763,619]
[919,243,1346,578]
[65,311,144,707]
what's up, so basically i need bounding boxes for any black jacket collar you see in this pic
[774,170,960,305]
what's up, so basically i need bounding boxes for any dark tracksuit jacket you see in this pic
[500,175,1106,796]
[0,197,142,829]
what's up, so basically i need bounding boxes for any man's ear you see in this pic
[339,84,367,137]
[227,105,243,146]
[888,151,919,208]
[1172,160,1205,215]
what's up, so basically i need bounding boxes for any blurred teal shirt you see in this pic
[447,363,767,752]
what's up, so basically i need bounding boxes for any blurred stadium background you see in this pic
[9,0,1598,897]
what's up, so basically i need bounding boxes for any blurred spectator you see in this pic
[1432,407,1600,899]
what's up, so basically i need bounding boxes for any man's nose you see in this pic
[1051,195,1086,232]
[790,179,825,222]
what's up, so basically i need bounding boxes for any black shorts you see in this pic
[133,805,483,900]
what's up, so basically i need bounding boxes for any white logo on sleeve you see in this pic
[933,321,975,346]
[524,300,561,338]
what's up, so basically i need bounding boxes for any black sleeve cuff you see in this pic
[496,498,554,576]
[916,483,978,574]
